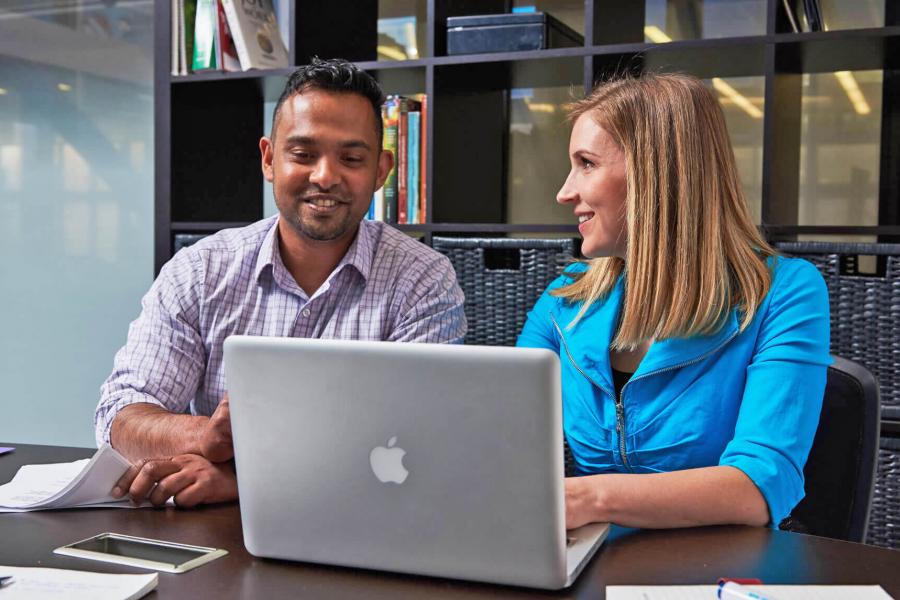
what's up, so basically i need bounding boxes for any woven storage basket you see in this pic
[432,237,575,347]
[868,436,900,547]
[776,242,900,548]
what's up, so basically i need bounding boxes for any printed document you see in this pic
[0,444,151,512]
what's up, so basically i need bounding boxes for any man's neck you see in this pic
[277,219,358,297]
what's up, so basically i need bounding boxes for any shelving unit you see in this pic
[155,0,899,545]
[155,1,899,273]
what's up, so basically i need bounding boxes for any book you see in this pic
[192,0,218,71]
[419,94,428,224]
[390,96,422,224]
[407,110,421,225]
[171,0,180,75]
[802,0,823,31]
[220,0,289,71]
[183,0,197,73]
[782,0,800,32]
[382,102,399,223]
[215,0,241,72]
[374,186,385,221]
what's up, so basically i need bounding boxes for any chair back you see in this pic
[780,356,880,542]
[432,237,575,346]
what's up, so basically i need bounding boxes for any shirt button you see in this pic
[301,309,311,317]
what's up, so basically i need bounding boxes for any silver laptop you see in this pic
[223,336,609,589]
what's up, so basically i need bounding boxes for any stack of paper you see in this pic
[0,444,138,512]
[0,565,157,600]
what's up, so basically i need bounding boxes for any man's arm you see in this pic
[110,393,233,464]
[95,248,208,454]
[386,255,467,343]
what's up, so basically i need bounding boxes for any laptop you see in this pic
[223,336,609,589]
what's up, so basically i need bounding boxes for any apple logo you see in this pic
[369,436,409,484]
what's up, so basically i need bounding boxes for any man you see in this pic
[96,58,466,508]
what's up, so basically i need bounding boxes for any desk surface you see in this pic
[1,443,898,599]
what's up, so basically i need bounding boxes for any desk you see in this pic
[2,444,898,599]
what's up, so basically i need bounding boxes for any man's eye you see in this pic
[343,155,364,164]
[292,151,313,161]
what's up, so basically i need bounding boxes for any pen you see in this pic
[718,581,779,600]
[0,575,13,587]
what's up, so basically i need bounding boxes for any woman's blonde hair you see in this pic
[555,73,776,349]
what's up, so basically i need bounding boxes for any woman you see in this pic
[517,74,831,530]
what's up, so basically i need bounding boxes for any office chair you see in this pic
[779,355,880,542]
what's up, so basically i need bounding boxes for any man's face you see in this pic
[260,89,392,244]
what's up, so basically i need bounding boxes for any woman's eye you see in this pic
[580,157,595,169]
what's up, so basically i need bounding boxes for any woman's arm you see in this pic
[565,465,769,529]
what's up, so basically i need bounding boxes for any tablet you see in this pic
[54,532,227,573]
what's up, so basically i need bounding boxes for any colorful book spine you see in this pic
[191,0,217,71]
[397,107,408,224]
[382,101,399,223]
[419,94,428,224]
[407,111,420,225]
[374,186,385,221]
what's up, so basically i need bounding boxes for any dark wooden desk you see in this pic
[2,444,898,599]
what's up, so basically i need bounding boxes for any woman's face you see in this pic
[557,113,628,259]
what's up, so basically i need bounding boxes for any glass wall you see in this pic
[798,70,882,233]
[0,1,154,447]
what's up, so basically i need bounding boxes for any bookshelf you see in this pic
[155,0,899,262]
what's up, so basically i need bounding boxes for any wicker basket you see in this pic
[776,242,900,548]
[432,237,575,346]
[867,436,900,548]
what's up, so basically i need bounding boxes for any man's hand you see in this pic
[198,393,233,463]
[111,454,238,508]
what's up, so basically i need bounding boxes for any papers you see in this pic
[0,447,14,455]
[607,585,894,600]
[0,566,157,600]
[0,444,137,512]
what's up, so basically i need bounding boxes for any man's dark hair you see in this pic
[272,57,385,146]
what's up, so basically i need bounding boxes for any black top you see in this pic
[611,367,634,400]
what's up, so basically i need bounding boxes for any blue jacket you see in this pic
[517,257,831,525]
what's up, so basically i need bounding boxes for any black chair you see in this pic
[779,355,880,542]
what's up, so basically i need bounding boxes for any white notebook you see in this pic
[607,585,894,600]
[0,566,157,600]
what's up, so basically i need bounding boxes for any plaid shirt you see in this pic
[95,216,466,445]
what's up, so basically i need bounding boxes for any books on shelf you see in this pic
[783,0,824,32]
[221,0,289,71]
[173,0,287,75]
[191,0,218,71]
[371,95,428,225]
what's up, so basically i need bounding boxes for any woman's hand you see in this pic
[565,476,602,529]
[563,467,769,529]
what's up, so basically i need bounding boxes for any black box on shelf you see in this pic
[173,233,209,253]
[446,12,583,55]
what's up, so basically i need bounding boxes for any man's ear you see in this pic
[260,136,275,182]
[375,149,394,192]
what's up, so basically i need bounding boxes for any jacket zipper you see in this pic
[551,315,630,468]
[551,314,741,470]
